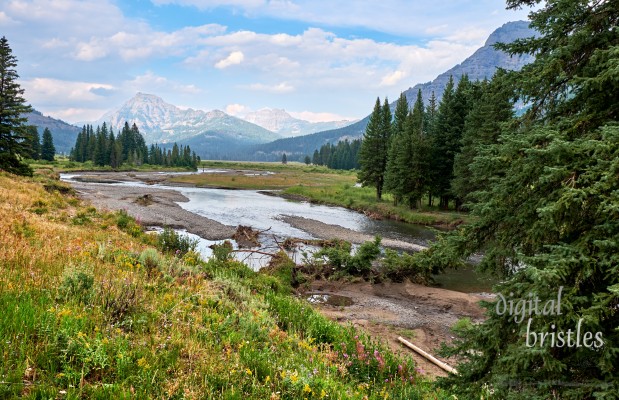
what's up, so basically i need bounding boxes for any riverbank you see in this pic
[166,161,469,227]
[69,178,235,240]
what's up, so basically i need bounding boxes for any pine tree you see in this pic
[424,91,438,207]
[452,73,514,208]
[432,1,619,398]
[358,97,391,199]
[384,92,409,205]
[40,128,55,161]
[0,36,33,175]
[430,75,472,209]
[281,153,287,164]
[23,125,41,160]
[385,90,429,209]
[304,155,311,165]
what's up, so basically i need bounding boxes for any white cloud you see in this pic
[150,0,531,40]
[214,51,245,69]
[0,10,18,25]
[380,70,406,87]
[53,107,110,123]
[126,71,202,94]
[247,82,294,93]
[225,103,252,116]
[288,110,354,123]
[22,78,114,103]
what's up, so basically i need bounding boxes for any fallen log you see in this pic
[397,336,458,375]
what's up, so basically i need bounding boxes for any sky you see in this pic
[1,0,533,124]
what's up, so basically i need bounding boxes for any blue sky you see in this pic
[1,0,533,124]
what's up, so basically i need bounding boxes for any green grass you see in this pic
[0,171,451,399]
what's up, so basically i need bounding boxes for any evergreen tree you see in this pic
[23,126,40,160]
[384,92,409,205]
[424,91,438,206]
[0,36,33,175]
[312,149,320,165]
[358,97,391,199]
[281,153,287,164]
[40,128,55,161]
[304,155,311,165]
[452,73,514,207]
[430,75,472,209]
[432,1,619,398]
[385,90,429,208]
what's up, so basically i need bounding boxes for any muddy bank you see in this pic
[279,215,427,252]
[304,280,487,378]
[69,180,236,240]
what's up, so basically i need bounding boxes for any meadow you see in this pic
[0,170,450,399]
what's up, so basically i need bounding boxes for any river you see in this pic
[62,172,494,293]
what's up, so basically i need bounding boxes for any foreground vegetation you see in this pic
[0,171,448,399]
[171,161,467,227]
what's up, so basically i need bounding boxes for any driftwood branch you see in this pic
[397,336,458,375]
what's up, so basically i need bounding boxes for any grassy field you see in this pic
[0,170,450,399]
[171,161,468,227]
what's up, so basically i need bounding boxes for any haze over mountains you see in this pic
[26,21,535,159]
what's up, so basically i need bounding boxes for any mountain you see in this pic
[400,21,535,107]
[24,110,81,155]
[244,21,536,162]
[242,108,354,137]
[94,93,281,145]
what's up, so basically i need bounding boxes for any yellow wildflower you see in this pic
[303,384,312,394]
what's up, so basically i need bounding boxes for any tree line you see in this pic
[70,122,200,169]
[358,71,512,211]
[310,139,361,170]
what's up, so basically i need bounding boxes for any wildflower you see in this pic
[264,375,271,384]
[303,384,312,394]
[320,389,327,398]
[137,357,150,369]
[290,371,298,383]
[280,370,286,379]
[245,368,252,376]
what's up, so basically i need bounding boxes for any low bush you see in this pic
[156,227,198,257]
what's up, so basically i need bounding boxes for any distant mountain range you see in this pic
[25,21,536,161]
[242,108,354,137]
[244,21,536,162]
[93,92,281,145]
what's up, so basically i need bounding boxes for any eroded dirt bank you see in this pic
[304,280,488,377]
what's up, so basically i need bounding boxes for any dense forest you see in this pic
[357,73,513,211]
[70,122,200,169]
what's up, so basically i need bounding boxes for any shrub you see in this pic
[57,266,95,304]
[138,248,161,277]
[114,209,143,237]
[157,228,197,257]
